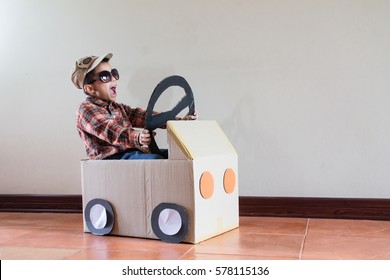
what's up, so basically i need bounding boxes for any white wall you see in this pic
[1,0,390,198]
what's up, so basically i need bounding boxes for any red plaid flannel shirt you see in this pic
[76,95,147,159]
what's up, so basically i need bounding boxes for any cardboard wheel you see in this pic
[151,203,190,243]
[84,198,114,235]
[145,75,195,156]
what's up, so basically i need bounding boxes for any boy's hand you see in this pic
[183,112,198,120]
[138,129,152,147]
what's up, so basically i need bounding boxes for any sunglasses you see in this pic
[91,69,119,83]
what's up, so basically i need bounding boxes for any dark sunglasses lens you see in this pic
[98,69,119,83]
[99,71,112,83]
[112,69,119,80]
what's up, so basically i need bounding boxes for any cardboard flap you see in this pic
[167,120,237,160]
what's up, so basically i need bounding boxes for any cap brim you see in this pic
[87,52,113,74]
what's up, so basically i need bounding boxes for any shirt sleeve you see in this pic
[77,103,142,149]
[122,104,147,128]
[122,104,167,129]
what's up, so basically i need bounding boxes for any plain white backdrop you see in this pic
[1,0,390,198]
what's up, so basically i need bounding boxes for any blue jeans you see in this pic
[104,149,168,160]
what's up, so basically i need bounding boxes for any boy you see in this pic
[71,52,197,160]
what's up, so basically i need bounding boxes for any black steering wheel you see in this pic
[145,75,195,156]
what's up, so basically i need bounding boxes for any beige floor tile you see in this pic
[3,227,103,249]
[2,213,390,260]
[239,216,308,235]
[0,226,46,244]
[180,252,296,260]
[302,235,390,260]
[0,246,80,260]
[87,234,194,252]
[192,229,304,259]
[307,218,390,238]
[65,248,189,260]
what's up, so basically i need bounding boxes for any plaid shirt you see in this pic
[76,95,147,159]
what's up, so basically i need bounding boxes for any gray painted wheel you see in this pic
[84,198,114,235]
[151,203,189,243]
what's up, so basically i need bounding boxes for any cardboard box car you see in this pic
[81,120,238,243]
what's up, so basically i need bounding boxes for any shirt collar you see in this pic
[86,95,110,107]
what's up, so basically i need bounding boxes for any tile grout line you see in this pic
[177,245,196,260]
[299,218,310,260]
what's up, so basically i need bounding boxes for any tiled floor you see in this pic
[1,212,390,260]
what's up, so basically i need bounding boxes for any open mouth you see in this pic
[110,86,117,97]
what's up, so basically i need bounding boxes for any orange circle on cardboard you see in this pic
[199,171,214,199]
[224,168,236,194]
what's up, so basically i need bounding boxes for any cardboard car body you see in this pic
[81,120,238,243]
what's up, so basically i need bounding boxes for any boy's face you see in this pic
[84,62,118,102]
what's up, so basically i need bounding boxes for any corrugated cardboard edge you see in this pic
[167,121,192,159]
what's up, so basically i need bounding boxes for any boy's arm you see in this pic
[123,105,147,128]
[78,103,143,149]
[122,104,167,129]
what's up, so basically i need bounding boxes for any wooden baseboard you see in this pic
[1,195,390,220]
[239,196,390,221]
[0,195,82,213]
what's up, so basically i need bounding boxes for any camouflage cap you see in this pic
[71,53,113,89]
